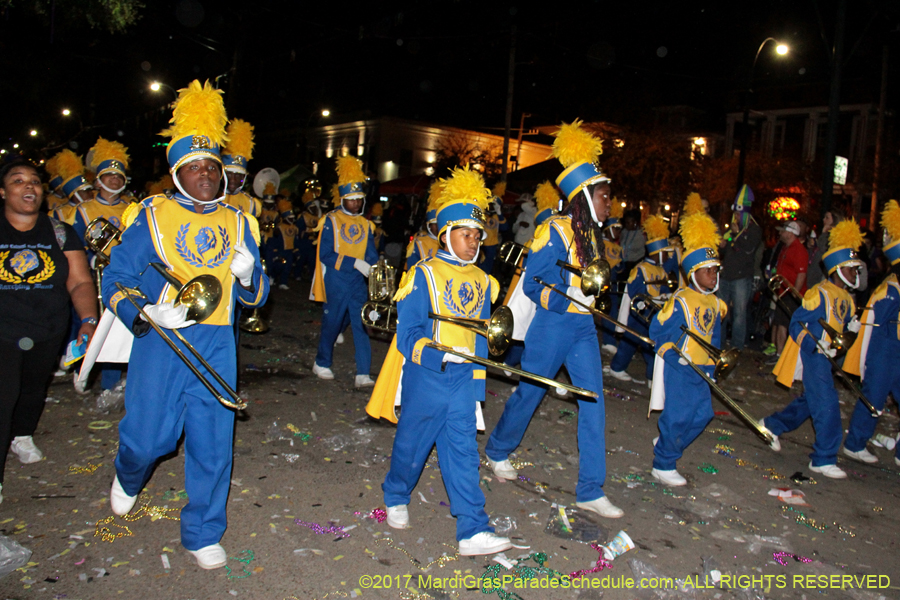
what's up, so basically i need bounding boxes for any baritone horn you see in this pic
[361,257,398,333]
[114,263,247,410]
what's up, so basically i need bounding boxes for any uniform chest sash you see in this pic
[421,259,487,352]
[147,201,243,326]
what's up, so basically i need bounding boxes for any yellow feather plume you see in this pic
[45,155,60,178]
[224,119,254,160]
[643,214,669,241]
[828,219,863,252]
[683,192,704,215]
[880,200,900,242]
[492,181,507,198]
[160,80,228,147]
[437,165,491,210]
[336,156,366,187]
[609,197,624,220]
[534,181,560,214]
[277,199,293,214]
[550,119,603,168]
[264,182,276,196]
[331,184,341,204]
[679,211,721,253]
[90,137,130,170]
[55,149,84,180]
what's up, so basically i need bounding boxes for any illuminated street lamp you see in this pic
[736,38,789,192]
[321,109,331,117]
[62,108,71,116]
[150,81,177,99]
[29,130,37,137]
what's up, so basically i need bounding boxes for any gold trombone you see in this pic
[84,217,123,312]
[498,241,528,268]
[427,306,514,357]
[556,258,611,296]
[767,274,881,417]
[114,263,247,410]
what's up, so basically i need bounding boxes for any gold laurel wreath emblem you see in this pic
[0,251,22,284]
[0,250,56,284]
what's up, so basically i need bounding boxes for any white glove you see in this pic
[354,259,372,277]
[141,301,196,329]
[817,342,837,358]
[566,286,593,313]
[678,357,689,366]
[847,317,861,334]
[443,346,472,365]
[230,243,255,287]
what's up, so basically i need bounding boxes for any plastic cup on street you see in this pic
[601,530,635,560]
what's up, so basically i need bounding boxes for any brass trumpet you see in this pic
[766,274,880,417]
[556,258,611,296]
[427,306,514,357]
[534,276,654,346]
[115,263,247,410]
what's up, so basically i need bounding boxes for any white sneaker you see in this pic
[647,379,652,389]
[385,505,409,529]
[188,543,227,570]
[278,284,289,290]
[759,419,780,451]
[809,462,846,479]
[458,531,513,556]
[555,386,568,397]
[608,369,633,382]
[651,468,687,487]
[486,457,518,480]
[10,436,42,464]
[843,447,878,464]
[652,436,658,447]
[336,333,345,344]
[502,369,512,377]
[312,363,334,380]
[110,475,137,516]
[601,344,617,355]
[355,374,375,387]
[576,496,624,518]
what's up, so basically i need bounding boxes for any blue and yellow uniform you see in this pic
[103,192,268,550]
[224,190,262,218]
[73,195,129,254]
[383,250,499,540]
[611,258,672,379]
[405,230,440,270]
[311,208,378,374]
[480,211,505,274]
[487,214,612,503]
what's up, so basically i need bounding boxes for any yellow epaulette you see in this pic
[531,222,552,253]
[717,297,728,318]
[656,294,678,325]
[801,287,821,311]
[488,275,500,303]
[394,266,417,302]
[626,264,641,284]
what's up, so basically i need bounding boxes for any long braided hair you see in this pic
[562,184,603,266]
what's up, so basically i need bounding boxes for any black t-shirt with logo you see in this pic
[0,212,83,345]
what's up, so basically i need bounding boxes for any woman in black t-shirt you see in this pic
[0,159,98,504]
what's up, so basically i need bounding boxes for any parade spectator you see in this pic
[769,220,807,363]
[807,210,845,288]
[619,209,645,274]
[718,186,762,350]
[0,159,98,503]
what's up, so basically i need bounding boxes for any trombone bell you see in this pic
[677,325,740,381]
[427,306,514,356]
[239,308,269,333]
[177,274,223,323]
[556,258,611,296]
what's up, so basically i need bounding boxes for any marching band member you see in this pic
[765,220,864,479]
[486,120,624,519]
[271,199,299,290]
[310,156,378,386]
[608,215,674,384]
[404,181,442,270]
[73,138,131,246]
[382,166,513,556]
[43,154,68,214]
[52,150,94,226]
[648,210,726,486]
[479,181,507,275]
[222,119,262,218]
[102,80,268,569]
[842,200,900,466]
[599,200,625,354]
[292,187,322,280]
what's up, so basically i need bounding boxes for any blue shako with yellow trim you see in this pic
[101,78,269,559]
[486,122,622,514]
[73,138,132,255]
[648,209,727,479]
[843,201,900,462]
[222,119,262,217]
[767,219,862,472]
[310,155,378,380]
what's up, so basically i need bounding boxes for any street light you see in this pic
[29,130,37,137]
[150,81,178,99]
[321,109,330,117]
[62,108,71,116]
[736,38,789,192]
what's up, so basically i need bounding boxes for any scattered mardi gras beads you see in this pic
[94,516,133,542]
[480,552,568,600]
[780,505,857,536]
[773,551,813,566]
[568,543,614,579]
[698,463,719,474]
[354,508,386,523]
[94,496,181,542]
[122,498,180,522]
[294,519,350,538]
[161,489,189,501]
[373,537,459,570]
[68,462,100,475]
[224,549,255,579]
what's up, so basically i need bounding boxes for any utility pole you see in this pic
[501,25,516,182]
[820,0,846,216]
[514,113,531,172]
[869,45,888,231]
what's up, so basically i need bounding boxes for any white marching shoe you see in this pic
[576,496,624,518]
[312,363,334,380]
[458,531,513,556]
[842,447,878,464]
[608,369,633,382]
[759,419,780,451]
[486,457,518,480]
[808,462,847,479]
[355,374,375,387]
[385,505,409,529]
[336,333,345,344]
[651,468,687,487]
[10,436,43,464]
[110,476,137,516]
[188,544,227,570]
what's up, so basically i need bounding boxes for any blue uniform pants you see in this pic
[486,312,608,502]
[272,248,294,286]
[610,317,654,380]
[653,364,713,470]
[383,364,491,541]
[844,349,900,460]
[114,326,236,550]
[765,352,842,466]
[315,270,371,375]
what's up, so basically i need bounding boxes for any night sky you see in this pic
[1,0,898,174]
